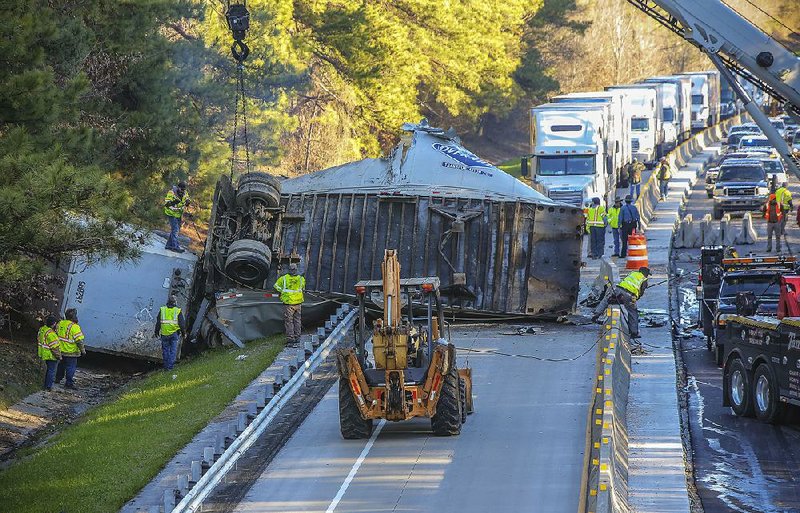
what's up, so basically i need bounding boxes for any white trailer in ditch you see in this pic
[681,70,721,130]
[529,103,616,206]
[606,84,664,164]
[550,91,631,185]
[641,75,693,146]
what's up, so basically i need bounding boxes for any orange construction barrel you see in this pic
[626,231,648,269]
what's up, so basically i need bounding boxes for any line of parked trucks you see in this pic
[527,70,758,206]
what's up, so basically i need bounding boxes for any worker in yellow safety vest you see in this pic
[164,181,190,253]
[586,197,607,260]
[775,182,793,235]
[274,263,306,344]
[154,295,186,370]
[592,267,650,339]
[37,315,61,391]
[608,197,622,257]
[55,308,85,390]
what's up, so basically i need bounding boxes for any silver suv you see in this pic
[712,158,768,219]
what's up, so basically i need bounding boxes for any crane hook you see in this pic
[226,3,250,62]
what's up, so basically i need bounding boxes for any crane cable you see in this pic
[226,2,252,181]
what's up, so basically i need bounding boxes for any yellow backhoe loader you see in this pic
[336,249,474,438]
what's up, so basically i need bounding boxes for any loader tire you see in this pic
[236,172,281,209]
[459,377,467,424]
[338,378,373,439]
[431,367,462,436]
[225,239,272,285]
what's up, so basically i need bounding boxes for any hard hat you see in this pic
[660,157,666,161]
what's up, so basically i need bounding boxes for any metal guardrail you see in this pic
[169,307,357,513]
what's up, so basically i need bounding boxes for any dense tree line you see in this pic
[0,0,796,317]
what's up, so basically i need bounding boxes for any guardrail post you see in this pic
[190,460,202,485]
[237,412,248,433]
[246,402,258,420]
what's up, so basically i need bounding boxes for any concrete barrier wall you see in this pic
[582,115,745,513]
[583,305,631,513]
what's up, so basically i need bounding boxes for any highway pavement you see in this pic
[232,324,599,513]
[674,157,800,513]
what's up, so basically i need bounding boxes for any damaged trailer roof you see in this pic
[275,122,583,318]
[282,121,556,204]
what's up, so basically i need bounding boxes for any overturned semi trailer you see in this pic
[273,122,584,318]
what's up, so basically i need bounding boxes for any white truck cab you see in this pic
[606,84,664,164]
[530,104,613,206]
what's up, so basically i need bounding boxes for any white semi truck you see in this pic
[529,103,616,206]
[641,75,693,147]
[605,84,664,164]
[550,91,632,185]
[681,70,722,130]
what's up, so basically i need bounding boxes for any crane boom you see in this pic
[627,0,800,178]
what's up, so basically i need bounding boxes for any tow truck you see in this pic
[722,275,800,423]
[697,248,796,365]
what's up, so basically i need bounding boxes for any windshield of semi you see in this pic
[718,166,766,182]
[631,118,649,131]
[663,108,675,122]
[537,155,595,176]
[692,94,704,105]
[720,277,780,298]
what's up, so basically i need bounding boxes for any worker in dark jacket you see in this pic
[592,267,650,339]
[619,195,641,258]
[154,296,186,370]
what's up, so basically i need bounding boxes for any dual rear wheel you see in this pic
[726,358,783,423]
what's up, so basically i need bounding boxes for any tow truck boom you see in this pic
[627,0,800,178]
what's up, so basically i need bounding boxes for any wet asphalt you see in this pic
[674,161,800,513]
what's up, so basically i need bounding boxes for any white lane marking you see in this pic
[325,419,386,513]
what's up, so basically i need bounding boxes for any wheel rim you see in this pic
[731,369,745,406]
[755,374,770,413]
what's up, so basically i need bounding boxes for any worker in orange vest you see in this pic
[762,193,784,253]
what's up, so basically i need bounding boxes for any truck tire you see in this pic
[431,367,462,436]
[753,363,784,423]
[224,239,272,285]
[338,378,373,439]
[459,377,467,424]
[727,358,754,417]
[236,172,281,209]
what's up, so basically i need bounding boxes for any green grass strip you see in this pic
[498,158,522,178]
[0,336,284,513]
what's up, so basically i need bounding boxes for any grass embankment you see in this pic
[0,336,284,513]
[498,158,522,178]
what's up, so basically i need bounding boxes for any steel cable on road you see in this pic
[455,331,603,363]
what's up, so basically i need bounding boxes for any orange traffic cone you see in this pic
[626,230,648,269]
